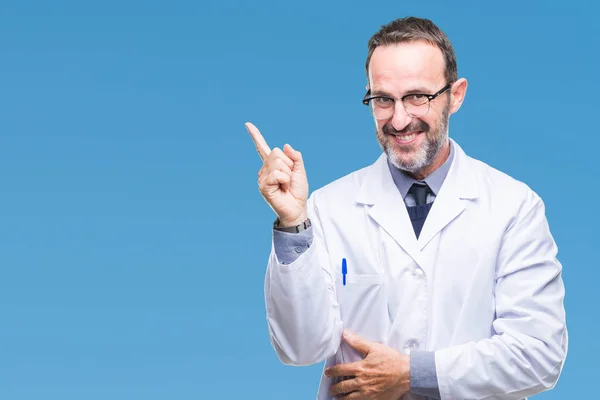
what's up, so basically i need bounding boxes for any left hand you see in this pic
[325,330,410,399]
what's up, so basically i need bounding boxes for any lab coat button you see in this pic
[403,339,420,354]
[294,246,303,253]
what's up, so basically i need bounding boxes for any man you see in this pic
[247,17,567,400]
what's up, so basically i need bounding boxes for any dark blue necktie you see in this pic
[409,182,430,206]
[407,183,432,238]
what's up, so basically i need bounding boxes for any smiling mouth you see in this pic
[391,131,423,144]
[396,132,417,140]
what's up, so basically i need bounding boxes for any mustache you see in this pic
[383,120,429,135]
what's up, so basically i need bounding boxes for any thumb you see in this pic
[284,144,305,172]
[343,329,372,356]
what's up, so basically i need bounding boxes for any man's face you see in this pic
[368,41,451,174]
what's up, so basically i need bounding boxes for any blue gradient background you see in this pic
[0,1,597,398]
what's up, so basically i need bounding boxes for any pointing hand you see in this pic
[246,122,309,227]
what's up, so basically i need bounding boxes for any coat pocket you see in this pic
[335,272,390,365]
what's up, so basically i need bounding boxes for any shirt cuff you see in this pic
[272,226,314,264]
[410,350,441,399]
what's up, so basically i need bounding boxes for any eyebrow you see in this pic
[370,87,433,97]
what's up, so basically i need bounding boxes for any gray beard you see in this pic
[380,104,450,173]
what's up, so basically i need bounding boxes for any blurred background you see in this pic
[0,0,597,398]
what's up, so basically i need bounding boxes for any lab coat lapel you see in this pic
[356,154,421,265]
[417,140,479,251]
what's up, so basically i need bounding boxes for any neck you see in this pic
[407,139,450,180]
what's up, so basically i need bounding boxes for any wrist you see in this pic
[396,353,411,394]
[274,216,311,233]
[277,214,308,228]
[404,355,411,392]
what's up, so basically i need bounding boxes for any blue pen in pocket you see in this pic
[342,258,347,286]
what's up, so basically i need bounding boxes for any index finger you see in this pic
[324,360,362,378]
[245,122,271,162]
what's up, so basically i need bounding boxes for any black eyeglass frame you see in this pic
[362,82,453,117]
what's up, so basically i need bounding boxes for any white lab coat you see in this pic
[264,139,567,400]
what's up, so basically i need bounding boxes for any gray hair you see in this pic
[366,17,458,84]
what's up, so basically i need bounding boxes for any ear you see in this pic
[449,78,468,114]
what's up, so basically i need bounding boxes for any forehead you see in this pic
[368,41,446,92]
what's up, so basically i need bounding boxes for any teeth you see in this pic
[396,133,415,141]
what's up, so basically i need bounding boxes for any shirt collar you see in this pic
[387,139,455,199]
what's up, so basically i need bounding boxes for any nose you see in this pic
[390,101,412,131]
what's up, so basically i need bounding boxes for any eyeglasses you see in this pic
[362,83,452,119]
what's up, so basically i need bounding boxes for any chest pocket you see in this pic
[334,271,391,364]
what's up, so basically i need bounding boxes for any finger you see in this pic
[284,143,305,174]
[245,122,271,162]
[337,392,363,400]
[325,360,362,378]
[269,147,294,169]
[263,158,292,192]
[264,170,291,189]
[329,377,360,396]
[273,158,293,178]
[343,330,372,356]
